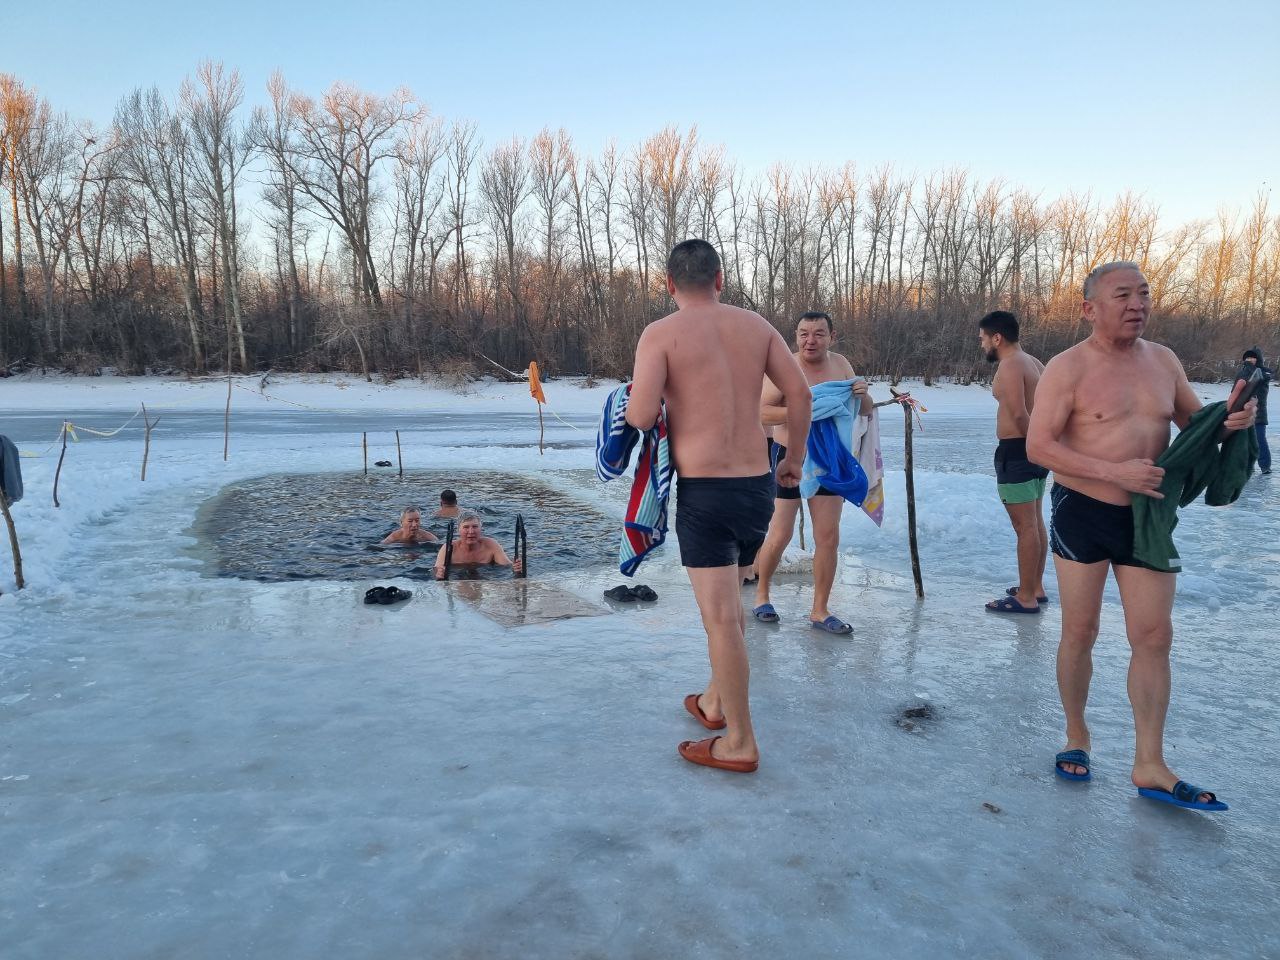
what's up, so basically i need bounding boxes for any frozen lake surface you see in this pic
[1,376,1277,958]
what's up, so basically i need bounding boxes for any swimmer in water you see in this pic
[434,512,522,578]
[432,489,466,520]
[381,507,440,545]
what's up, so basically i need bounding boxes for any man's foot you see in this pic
[986,595,1041,614]
[678,736,758,773]
[683,693,726,730]
[1056,741,1091,778]
[1007,586,1050,604]
[1133,762,1221,807]
[810,614,853,634]
[1054,749,1091,781]
[752,603,780,623]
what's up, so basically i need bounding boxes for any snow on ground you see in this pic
[0,374,1277,958]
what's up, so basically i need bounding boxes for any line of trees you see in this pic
[1,64,1276,384]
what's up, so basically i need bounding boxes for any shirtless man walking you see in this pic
[979,310,1049,614]
[752,312,871,633]
[1027,261,1255,808]
[627,239,811,773]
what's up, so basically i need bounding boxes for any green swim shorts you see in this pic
[998,477,1047,505]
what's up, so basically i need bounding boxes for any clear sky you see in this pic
[4,0,1277,225]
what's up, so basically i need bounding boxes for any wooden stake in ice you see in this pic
[141,404,161,481]
[528,361,547,455]
[0,489,23,590]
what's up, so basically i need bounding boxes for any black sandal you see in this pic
[604,585,636,602]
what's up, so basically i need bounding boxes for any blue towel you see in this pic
[801,380,868,504]
[596,384,672,575]
[0,436,22,504]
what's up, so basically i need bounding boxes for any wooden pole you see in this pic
[362,432,368,476]
[141,404,160,481]
[798,500,807,550]
[53,422,68,508]
[223,375,232,462]
[0,490,23,590]
[537,403,545,455]
[903,400,924,599]
[395,430,403,477]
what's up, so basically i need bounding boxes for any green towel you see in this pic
[1131,401,1258,572]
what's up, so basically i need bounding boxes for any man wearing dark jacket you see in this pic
[1242,348,1272,475]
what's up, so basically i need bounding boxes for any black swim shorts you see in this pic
[994,437,1049,505]
[770,441,838,501]
[1049,484,1160,570]
[675,473,774,568]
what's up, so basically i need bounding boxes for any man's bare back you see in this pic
[629,302,797,478]
[992,350,1045,440]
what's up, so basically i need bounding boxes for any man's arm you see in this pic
[760,376,787,426]
[1027,356,1165,497]
[486,539,521,573]
[625,325,666,430]
[433,544,447,578]
[837,355,873,416]
[764,329,811,485]
[418,530,440,544]
[993,364,1030,436]
[380,531,398,545]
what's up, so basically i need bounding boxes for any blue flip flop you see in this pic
[752,603,780,623]
[1007,586,1050,604]
[1054,749,1091,782]
[810,615,853,634]
[986,595,1042,614]
[1138,781,1228,811]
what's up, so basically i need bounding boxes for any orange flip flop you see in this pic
[678,736,758,773]
[683,694,727,730]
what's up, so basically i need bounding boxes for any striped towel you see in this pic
[596,384,672,576]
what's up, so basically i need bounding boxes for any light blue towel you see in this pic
[800,380,863,500]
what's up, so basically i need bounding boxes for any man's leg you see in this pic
[1034,498,1049,594]
[687,564,758,764]
[806,494,844,622]
[1256,424,1271,473]
[1111,564,1212,800]
[1003,499,1044,608]
[697,578,749,726]
[752,498,800,609]
[1054,554,1109,775]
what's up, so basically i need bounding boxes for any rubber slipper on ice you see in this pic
[810,615,853,634]
[631,585,658,602]
[1054,749,1091,782]
[752,603,780,623]
[1007,586,1050,603]
[678,736,757,773]
[1137,780,1228,811]
[604,585,636,602]
[363,586,388,605]
[381,586,412,604]
[986,595,1041,614]
[683,694,726,731]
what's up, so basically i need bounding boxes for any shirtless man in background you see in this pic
[627,239,811,773]
[1027,261,1255,807]
[381,507,439,545]
[752,312,872,632]
[979,310,1049,614]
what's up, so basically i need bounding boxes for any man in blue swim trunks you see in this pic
[1028,261,1256,808]
[627,239,810,773]
[752,311,872,634]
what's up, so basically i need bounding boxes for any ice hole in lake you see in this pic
[195,471,618,583]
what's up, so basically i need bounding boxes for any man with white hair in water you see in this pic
[381,507,439,545]
[433,513,521,578]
